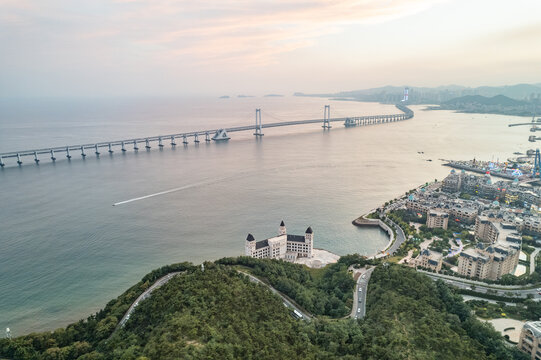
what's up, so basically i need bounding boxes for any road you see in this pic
[351,267,374,319]
[422,271,541,300]
[386,217,407,255]
[117,272,183,329]
[531,248,541,275]
[237,270,313,321]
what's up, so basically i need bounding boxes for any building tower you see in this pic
[245,234,256,256]
[279,220,286,235]
[305,227,313,258]
[5,328,11,340]
[402,87,409,102]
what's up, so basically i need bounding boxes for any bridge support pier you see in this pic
[183,134,188,145]
[80,146,86,157]
[170,136,176,146]
[16,153,22,165]
[158,137,164,148]
[322,105,331,129]
[205,132,211,142]
[95,144,100,156]
[133,140,139,151]
[66,147,72,159]
[145,139,151,150]
[194,134,200,143]
[50,149,56,161]
[108,143,113,154]
[121,141,126,152]
[253,108,264,136]
[34,151,40,164]
[0,157,4,167]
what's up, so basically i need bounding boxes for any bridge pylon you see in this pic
[322,105,331,129]
[254,108,263,136]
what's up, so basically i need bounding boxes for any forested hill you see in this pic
[443,94,527,106]
[0,258,528,360]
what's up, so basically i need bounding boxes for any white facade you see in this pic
[245,221,313,261]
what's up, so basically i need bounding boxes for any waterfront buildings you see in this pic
[519,321,541,359]
[245,221,313,261]
[406,190,480,225]
[442,169,541,209]
[426,210,449,229]
[406,170,531,280]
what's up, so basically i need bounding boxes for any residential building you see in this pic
[448,206,478,224]
[442,169,462,193]
[475,216,499,243]
[415,249,443,272]
[426,210,449,229]
[519,321,541,360]
[524,217,541,236]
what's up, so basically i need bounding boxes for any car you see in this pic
[357,308,361,313]
[358,288,362,292]
[362,275,366,279]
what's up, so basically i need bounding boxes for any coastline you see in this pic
[352,215,395,258]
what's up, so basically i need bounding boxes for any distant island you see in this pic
[219,95,230,99]
[295,83,541,117]
[263,94,284,97]
[237,95,254,98]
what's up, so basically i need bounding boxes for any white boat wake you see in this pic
[113,163,315,206]
[113,177,229,206]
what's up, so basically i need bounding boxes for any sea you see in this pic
[0,95,529,335]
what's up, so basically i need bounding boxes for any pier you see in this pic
[0,104,413,167]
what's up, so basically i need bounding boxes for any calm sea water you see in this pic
[0,96,529,335]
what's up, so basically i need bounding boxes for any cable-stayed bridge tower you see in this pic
[322,105,331,129]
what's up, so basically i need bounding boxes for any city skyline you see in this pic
[2,0,541,98]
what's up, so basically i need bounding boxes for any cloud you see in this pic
[0,0,441,67]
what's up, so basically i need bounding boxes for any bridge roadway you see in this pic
[0,104,413,167]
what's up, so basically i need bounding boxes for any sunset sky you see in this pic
[2,0,541,97]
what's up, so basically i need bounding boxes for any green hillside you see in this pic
[0,259,528,360]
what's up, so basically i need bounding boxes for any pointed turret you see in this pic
[279,220,286,235]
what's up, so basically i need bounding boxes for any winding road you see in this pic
[237,270,313,321]
[116,272,183,330]
[351,267,374,319]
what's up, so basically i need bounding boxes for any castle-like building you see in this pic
[245,221,313,262]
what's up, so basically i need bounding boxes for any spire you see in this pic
[246,233,255,241]
[280,220,285,226]
[305,226,313,234]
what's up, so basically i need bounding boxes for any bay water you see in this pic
[0,96,528,335]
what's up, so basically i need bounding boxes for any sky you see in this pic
[1,0,541,97]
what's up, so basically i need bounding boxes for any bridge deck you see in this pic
[0,105,413,164]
